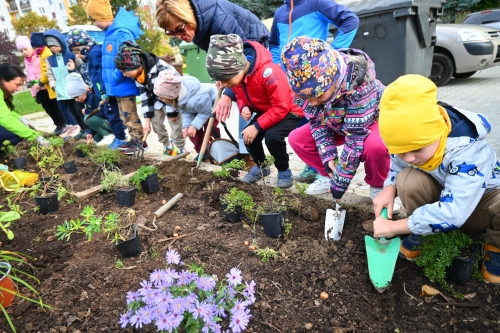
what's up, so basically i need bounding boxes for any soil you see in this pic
[0,145,499,333]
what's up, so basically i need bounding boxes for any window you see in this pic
[59,3,64,9]
[52,12,56,18]
[0,16,4,22]
[48,0,52,4]
[4,29,8,35]
[39,7,44,14]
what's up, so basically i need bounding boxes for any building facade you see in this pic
[0,0,77,39]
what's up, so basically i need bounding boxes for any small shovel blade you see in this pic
[365,235,400,292]
[324,206,346,241]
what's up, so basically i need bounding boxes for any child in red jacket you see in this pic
[206,34,304,188]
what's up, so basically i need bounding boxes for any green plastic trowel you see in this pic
[365,208,400,292]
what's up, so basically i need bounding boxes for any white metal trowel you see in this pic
[324,203,346,241]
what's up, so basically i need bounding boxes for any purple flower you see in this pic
[215,303,227,318]
[149,269,167,287]
[229,308,251,333]
[230,300,246,315]
[226,268,242,286]
[155,291,174,309]
[163,267,180,284]
[171,296,187,315]
[130,313,144,329]
[177,269,193,286]
[197,276,216,292]
[190,300,213,320]
[138,306,154,325]
[166,249,181,264]
[156,312,176,331]
[243,294,256,306]
[119,310,132,328]
[243,280,256,297]
[202,317,218,333]
[185,292,198,305]
[126,291,140,304]
[138,280,153,296]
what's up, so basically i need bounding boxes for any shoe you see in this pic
[277,169,293,188]
[73,130,86,140]
[370,186,401,214]
[68,125,81,137]
[122,141,149,155]
[96,134,115,146]
[242,165,270,184]
[118,139,148,150]
[108,138,128,150]
[54,125,65,136]
[164,146,184,156]
[305,175,330,195]
[482,244,500,285]
[59,125,74,137]
[294,165,319,183]
[399,234,425,261]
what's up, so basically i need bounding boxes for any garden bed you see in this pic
[0,154,498,332]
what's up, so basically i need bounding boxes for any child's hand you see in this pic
[86,134,93,144]
[183,127,188,138]
[372,215,394,238]
[186,126,196,138]
[242,125,259,145]
[373,185,397,219]
[67,59,75,71]
[241,106,252,121]
[143,122,151,134]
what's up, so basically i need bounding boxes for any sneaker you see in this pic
[73,130,86,140]
[294,165,319,183]
[369,186,401,214]
[96,134,115,146]
[482,244,500,285]
[108,138,129,150]
[305,175,330,195]
[68,125,81,137]
[164,146,184,156]
[277,169,293,188]
[58,125,73,137]
[54,125,66,136]
[122,141,149,155]
[399,234,425,261]
[242,165,270,184]
[118,139,148,150]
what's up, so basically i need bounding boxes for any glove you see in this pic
[36,135,50,147]
[19,117,30,127]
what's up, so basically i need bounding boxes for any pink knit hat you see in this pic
[15,36,31,50]
[154,71,181,100]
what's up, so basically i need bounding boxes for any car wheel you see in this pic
[429,53,453,86]
[453,71,477,79]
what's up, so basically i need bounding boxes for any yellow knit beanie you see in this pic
[379,74,448,154]
[86,0,114,22]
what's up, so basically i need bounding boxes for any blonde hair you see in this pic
[156,0,197,32]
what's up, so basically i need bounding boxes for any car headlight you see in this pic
[457,28,490,42]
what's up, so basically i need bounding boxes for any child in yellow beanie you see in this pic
[374,74,500,285]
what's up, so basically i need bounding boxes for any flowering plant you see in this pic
[120,249,256,332]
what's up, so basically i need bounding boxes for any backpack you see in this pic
[206,121,241,165]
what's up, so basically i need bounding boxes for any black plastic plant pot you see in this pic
[445,245,480,285]
[34,193,59,215]
[260,213,284,238]
[11,157,26,170]
[115,224,142,258]
[140,174,160,194]
[116,187,137,207]
[229,169,239,178]
[75,149,86,158]
[63,160,77,174]
[222,203,243,223]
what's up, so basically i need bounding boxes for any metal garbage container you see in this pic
[335,0,445,85]
[179,42,212,83]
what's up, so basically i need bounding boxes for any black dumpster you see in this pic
[335,0,445,85]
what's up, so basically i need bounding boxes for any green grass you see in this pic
[13,91,44,115]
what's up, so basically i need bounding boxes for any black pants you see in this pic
[245,113,302,171]
[61,99,88,130]
[36,90,66,128]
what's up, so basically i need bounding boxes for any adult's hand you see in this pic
[214,95,232,122]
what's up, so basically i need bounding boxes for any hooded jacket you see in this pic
[231,41,304,132]
[130,52,180,119]
[87,43,106,99]
[384,105,500,235]
[294,48,385,199]
[190,0,270,52]
[39,46,57,99]
[102,8,143,97]
[42,29,80,100]
[177,76,217,130]
[270,0,359,65]
[23,49,43,98]
[0,90,38,141]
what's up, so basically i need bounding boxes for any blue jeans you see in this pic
[57,100,77,126]
[0,125,23,147]
[104,98,126,140]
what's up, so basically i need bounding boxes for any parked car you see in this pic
[430,23,500,86]
[463,9,500,30]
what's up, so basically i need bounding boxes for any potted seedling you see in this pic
[73,143,92,158]
[220,187,255,223]
[213,159,247,178]
[30,137,65,182]
[101,168,136,207]
[32,181,59,215]
[0,209,21,240]
[89,146,126,169]
[56,206,142,258]
[130,165,160,194]
[62,160,77,174]
[414,230,481,294]
[2,140,26,170]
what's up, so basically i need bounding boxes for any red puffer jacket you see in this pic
[232,41,304,131]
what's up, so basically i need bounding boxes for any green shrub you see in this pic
[101,169,130,192]
[221,187,255,220]
[129,165,159,191]
[89,146,126,167]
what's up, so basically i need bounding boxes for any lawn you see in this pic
[13,90,44,115]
